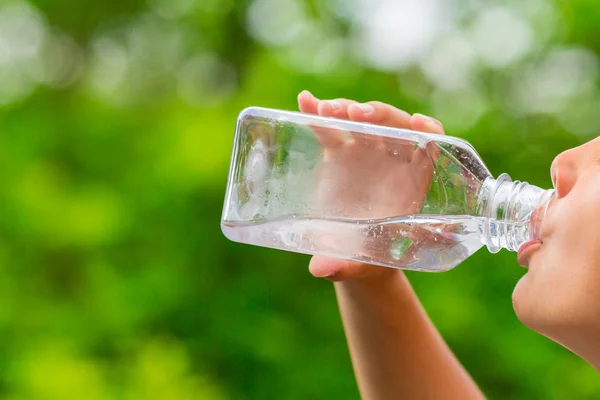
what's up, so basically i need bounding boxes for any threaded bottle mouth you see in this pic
[528,189,555,243]
[477,174,554,253]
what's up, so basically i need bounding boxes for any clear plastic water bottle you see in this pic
[221,107,555,272]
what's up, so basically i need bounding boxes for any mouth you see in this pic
[518,193,554,268]
[517,239,542,268]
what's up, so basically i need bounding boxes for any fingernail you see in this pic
[326,100,342,111]
[357,103,374,114]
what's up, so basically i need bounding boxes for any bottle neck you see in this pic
[476,174,555,253]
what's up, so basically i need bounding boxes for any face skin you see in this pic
[513,136,600,369]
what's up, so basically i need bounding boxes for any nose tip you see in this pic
[551,151,578,198]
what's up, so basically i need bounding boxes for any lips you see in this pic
[517,239,542,267]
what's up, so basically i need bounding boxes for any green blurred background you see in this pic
[1,0,599,398]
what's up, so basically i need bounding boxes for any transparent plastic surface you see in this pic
[221,107,553,272]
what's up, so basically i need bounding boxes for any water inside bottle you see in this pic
[222,108,540,271]
[222,215,488,272]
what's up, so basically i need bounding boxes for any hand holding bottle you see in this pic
[296,91,446,281]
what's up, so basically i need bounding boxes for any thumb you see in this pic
[309,256,378,282]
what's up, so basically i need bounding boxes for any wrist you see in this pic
[333,268,422,324]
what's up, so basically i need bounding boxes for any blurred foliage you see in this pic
[0,0,599,398]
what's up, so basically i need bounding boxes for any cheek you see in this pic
[513,223,600,333]
[550,182,600,264]
[512,173,600,331]
[539,179,600,268]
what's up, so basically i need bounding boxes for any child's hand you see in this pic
[297,91,445,282]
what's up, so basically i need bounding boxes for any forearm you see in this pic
[335,271,485,400]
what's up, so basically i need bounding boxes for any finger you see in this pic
[298,90,319,114]
[410,113,445,164]
[410,113,444,134]
[298,92,348,148]
[348,101,412,129]
[309,256,375,282]
[317,99,357,120]
[311,99,356,147]
[348,101,414,157]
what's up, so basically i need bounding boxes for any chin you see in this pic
[511,273,545,331]
[512,275,574,337]
[512,275,530,322]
